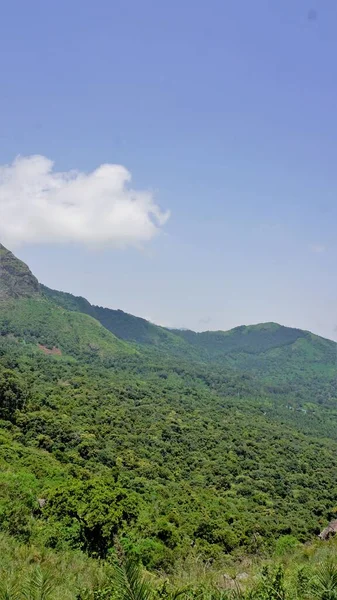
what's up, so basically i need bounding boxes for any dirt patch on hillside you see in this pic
[38,344,62,356]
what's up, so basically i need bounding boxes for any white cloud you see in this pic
[0,155,169,248]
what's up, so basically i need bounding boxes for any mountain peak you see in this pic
[0,243,40,299]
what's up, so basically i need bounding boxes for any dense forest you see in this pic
[1,242,337,598]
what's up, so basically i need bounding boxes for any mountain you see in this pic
[1,241,336,390]
[0,243,40,299]
[41,284,192,353]
[0,245,132,359]
[0,297,133,359]
[2,242,337,574]
[171,322,307,354]
[171,323,337,385]
[41,284,336,386]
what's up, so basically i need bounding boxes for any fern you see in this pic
[112,557,154,600]
[311,561,337,599]
[0,581,21,600]
[21,567,55,600]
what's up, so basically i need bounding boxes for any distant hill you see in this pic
[171,322,305,354]
[41,283,336,384]
[1,242,335,383]
[170,323,336,383]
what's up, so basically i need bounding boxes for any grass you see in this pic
[0,534,110,599]
[3,532,337,598]
[0,298,134,359]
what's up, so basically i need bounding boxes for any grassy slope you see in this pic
[42,285,197,358]
[0,297,134,359]
[1,516,337,598]
[41,286,337,385]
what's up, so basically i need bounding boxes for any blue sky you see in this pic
[1,0,337,339]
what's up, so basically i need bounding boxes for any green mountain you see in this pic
[0,297,133,359]
[42,283,336,387]
[41,284,196,356]
[1,242,337,577]
[171,324,336,386]
[0,246,132,359]
[172,322,308,355]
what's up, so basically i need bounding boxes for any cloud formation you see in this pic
[0,155,169,248]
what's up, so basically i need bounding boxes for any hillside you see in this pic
[1,242,337,582]
[171,324,337,385]
[41,284,196,357]
[42,283,336,387]
[0,245,133,359]
[0,243,40,299]
[0,297,132,359]
[172,322,309,355]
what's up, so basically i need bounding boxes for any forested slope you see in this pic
[1,243,337,576]
[41,285,336,387]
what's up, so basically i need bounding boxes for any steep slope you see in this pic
[0,297,132,358]
[42,284,195,357]
[0,245,132,359]
[0,243,40,299]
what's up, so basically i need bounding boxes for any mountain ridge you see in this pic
[1,242,335,380]
[41,284,336,383]
[0,243,40,299]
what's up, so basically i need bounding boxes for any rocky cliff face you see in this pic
[0,244,40,299]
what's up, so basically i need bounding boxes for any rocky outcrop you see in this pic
[318,520,337,540]
[0,243,40,299]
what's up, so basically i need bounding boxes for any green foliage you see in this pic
[248,566,286,599]
[0,366,27,419]
[21,567,55,600]
[111,556,153,600]
[311,561,337,599]
[274,536,300,557]
[0,298,133,359]
[1,328,337,564]
[44,479,140,556]
[4,244,337,593]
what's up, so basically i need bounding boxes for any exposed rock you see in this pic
[223,572,249,590]
[318,519,337,540]
[88,343,100,352]
[237,572,249,580]
[0,243,40,299]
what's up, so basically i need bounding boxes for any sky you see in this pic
[0,0,337,340]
